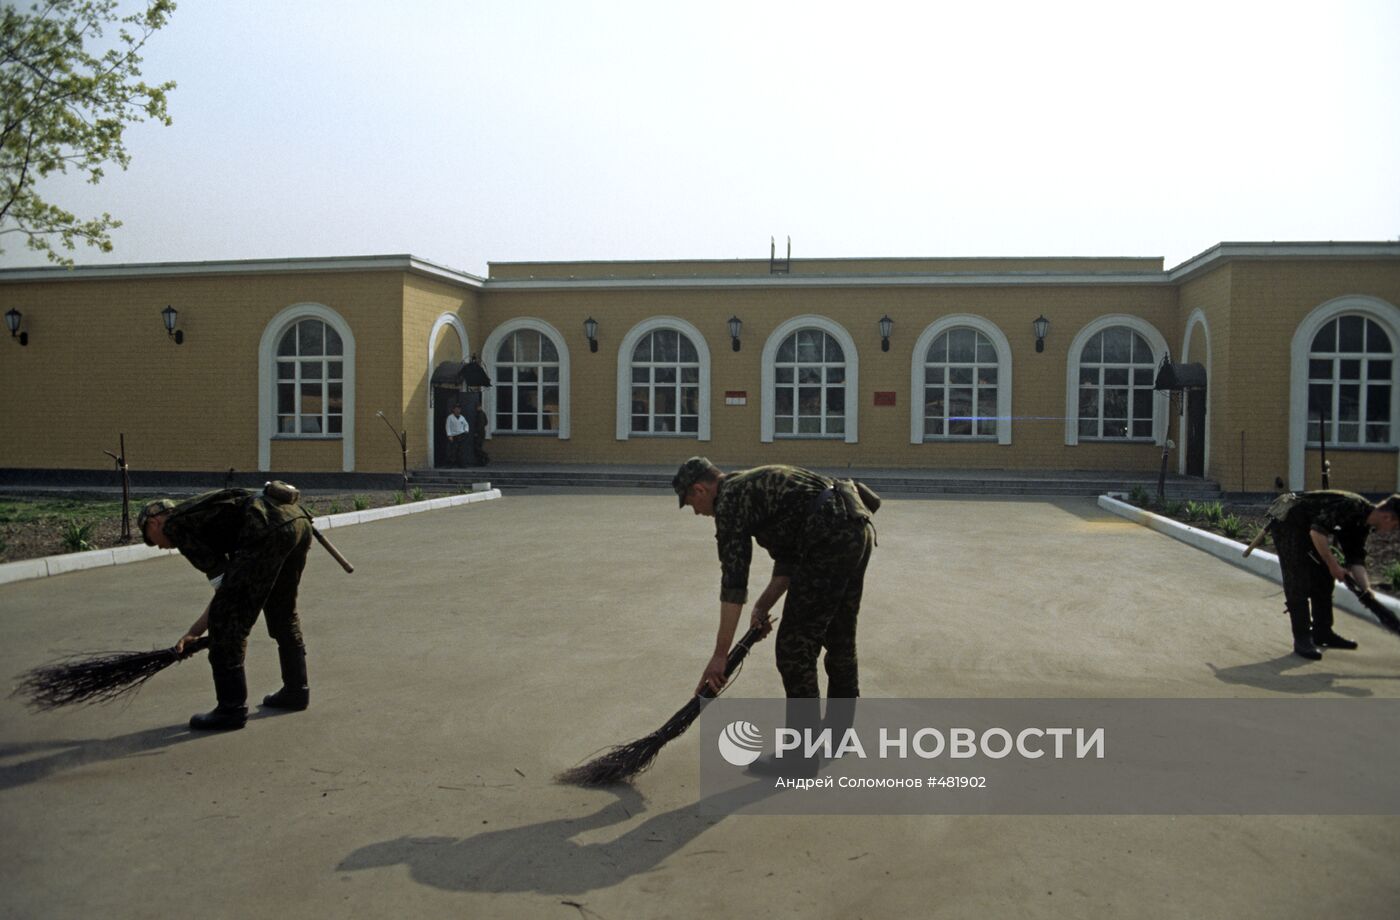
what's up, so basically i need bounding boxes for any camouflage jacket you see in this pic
[711,465,839,604]
[1271,489,1375,565]
[162,489,309,586]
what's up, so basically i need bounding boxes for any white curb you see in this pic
[0,489,503,586]
[1098,494,1400,626]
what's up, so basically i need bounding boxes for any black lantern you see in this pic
[162,305,184,344]
[1032,314,1049,353]
[727,315,742,352]
[4,308,26,346]
[583,316,598,353]
[878,314,893,352]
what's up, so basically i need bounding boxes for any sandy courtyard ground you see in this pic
[2,492,1398,919]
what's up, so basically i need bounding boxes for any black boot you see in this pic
[745,697,821,779]
[1313,630,1358,650]
[190,666,248,731]
[1293,637,1323,660]
[262,646,310,711]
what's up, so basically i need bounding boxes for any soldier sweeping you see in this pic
[1262,490,1400,659]
[673,457,877,776]
[136,482,315,730]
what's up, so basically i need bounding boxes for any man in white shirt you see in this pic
[445,404,470,467]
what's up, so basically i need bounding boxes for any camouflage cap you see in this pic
[672,456,719,508]
[136,498,176,546]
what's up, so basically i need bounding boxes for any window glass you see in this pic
[1308,315,1394,446]
[274,318,343,437]
[923,327,998,440]
[1076,327,1155,440]
[495,329,562,435]
[775,329,846,438]
[627,328,702,437]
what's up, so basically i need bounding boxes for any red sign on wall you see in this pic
[874,391,897,406]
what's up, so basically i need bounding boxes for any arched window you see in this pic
[258,302,356,472]
[1077,326,1156,439]
[1307,315,1393,445]
[630,328,700,434]
[275,318,344,435]
[774,328,846,437]
[494,328,560,433]
[924,327,998,438]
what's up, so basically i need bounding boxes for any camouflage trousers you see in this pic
[773,520,874,698]
[207,518,312,670]
[1270,522,1337,641]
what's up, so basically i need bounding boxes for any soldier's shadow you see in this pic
[337,778,779,896]
[0,710,279,792]
[1206,656,1399,696]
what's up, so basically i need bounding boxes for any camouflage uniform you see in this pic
[1266,490,1374,644]
[162,489,313,670]
[712,465,876,698]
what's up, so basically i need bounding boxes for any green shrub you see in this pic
[61,519,96,553]
[1163,500,1184,518]
[328,502,342,515]
[353,495,369,511]
[393,493,405,505]
[1383,561,1400,589]
[1201,501,1225,525]
[411,486,425,502]
[1181,500,1202,521]
[1220,514,1244,540]
[1128,485,1151,507]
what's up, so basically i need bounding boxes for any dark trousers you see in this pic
[774,522,874,698]
[446,435,465,467]
[1272,524,1336,641]
[207,520,312,670]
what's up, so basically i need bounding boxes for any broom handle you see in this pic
[697,622,771,701]
[176,635,211,658]
[312,526,355,573]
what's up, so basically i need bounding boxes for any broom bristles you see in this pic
[12,636,210,712]
[558,625,767,787]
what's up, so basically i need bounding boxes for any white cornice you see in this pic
[483,272,1174,291]
[1168,242,1400,282]
[0,254,486,288]
[2,242,1394,291]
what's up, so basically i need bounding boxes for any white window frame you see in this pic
[258,303,356,472]
[482,318,571,440]
[909,314,1013,445]
[1064,315,1169,446]
[1306,315,1394,446]
[761,315,859,444]
[615,316,712,441]
[1289,295,1400,490]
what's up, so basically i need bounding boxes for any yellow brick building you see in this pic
[2,242,1398,492]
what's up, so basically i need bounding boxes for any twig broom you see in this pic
[13,637,210,712]
[557,623,769,787]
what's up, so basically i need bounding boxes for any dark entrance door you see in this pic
[434,387,484,467]
[434,386,464,468]
[1186,390,1206,476]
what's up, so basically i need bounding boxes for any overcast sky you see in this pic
[3,0,1397,276]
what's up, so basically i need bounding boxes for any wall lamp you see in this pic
[162,305,184,344]
[5,308,27,346]
[878,314,893,352]
[728,315,742,352]
[1032,314,1050,353]
[583,316,598,353]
